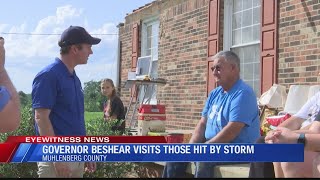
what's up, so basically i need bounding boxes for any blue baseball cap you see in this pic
[58,26,101,47]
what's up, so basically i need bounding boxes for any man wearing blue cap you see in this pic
[32,26,101,178]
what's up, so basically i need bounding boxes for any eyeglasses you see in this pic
[210,65,221,72]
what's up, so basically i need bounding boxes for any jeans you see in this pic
[162,161,239,178]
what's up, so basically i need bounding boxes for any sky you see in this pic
[0,0,153,93]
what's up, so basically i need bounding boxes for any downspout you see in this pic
[115,23,124,90]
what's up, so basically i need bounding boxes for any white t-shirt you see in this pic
[294,91,320,128]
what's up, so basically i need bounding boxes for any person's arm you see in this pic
[34,108,55,136]
[265,127,320,151]
[206,121,245,143]
[277,116,305,130]
[32,72,71,177]
[304,133,320,151]
[279,92,320,130]
[0,37,21,133]
[35,108,72,177]
[189,116,207,143]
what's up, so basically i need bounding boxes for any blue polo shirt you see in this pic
[32,58,85,136]
[202,79,260,143]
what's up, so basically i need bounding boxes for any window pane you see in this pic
[152,24,159,39]
[150,61,158,78]
[243,64,253,80]
[254,80,260,96]
[147,25,152,37]
[253,0,261,7]
[153,48,158,61]
[242,47,252,63]
[254,62,260,80]
[252,25,260,41]
[232,29,241,45]
[152,34,158,49]
[242,26,253,43]
[233,13,242,29]
[232,44,260,96]
[242,9,252,27]
[253,7,260,24]
[233,0,242,12]
[147,36,151,50]
[243,0,252,10]
[253,44,260,60]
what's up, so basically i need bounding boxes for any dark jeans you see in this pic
[248,136,275,178]
[162,161,241,178]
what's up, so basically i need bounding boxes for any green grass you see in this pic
[85,111,103,122]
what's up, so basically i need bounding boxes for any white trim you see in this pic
[140,16,160,104]
[223,0,233,51]
[224,0,262,96]
[231,41,260,48]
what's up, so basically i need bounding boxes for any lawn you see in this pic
[85,111,103,122]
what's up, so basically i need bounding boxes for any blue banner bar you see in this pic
[12,143,304,162]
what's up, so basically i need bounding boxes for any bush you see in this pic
[84,117,136,178]
[0,108,135,178]
[0,105,38,178]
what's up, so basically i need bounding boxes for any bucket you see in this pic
[166,133,184,143]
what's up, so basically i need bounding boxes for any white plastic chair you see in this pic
[308,85,320,100]
[282,85,310,115]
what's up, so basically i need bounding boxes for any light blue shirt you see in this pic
[202,79,260,143]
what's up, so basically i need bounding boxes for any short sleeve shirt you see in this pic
[202,79,260,143]
[32,58,85,135]
[294,91,320,128]
[103,96,125,121]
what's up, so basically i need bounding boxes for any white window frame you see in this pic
[223,0,261,96]
[140,16,159,104]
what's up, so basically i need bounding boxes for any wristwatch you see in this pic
[297,133,306,147]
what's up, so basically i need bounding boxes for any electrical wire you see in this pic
[0,32,118,36]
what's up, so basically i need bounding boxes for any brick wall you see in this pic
[120,0,320,130]
[158,0,209,129]
[278,0,320,88]
[119,0,213,130]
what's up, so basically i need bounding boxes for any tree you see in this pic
[18,91,31,108]
[83,80,106,112]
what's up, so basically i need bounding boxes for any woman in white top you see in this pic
[265,92,320,178]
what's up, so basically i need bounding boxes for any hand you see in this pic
[85,162,96,173]
[53,162,72,177]
[265,129,281,144]
[0,37,5,71]
[265,127,299,144]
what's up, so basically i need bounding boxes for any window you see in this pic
[224,0,261,96]
[139,17,159,104]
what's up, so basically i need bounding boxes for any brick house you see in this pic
[117,0,320,130]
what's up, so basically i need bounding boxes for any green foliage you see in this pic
[84,115,135,178]
[18,91,31,108]
[84,80,106,112]
[0,110,134,178]
[0,104,38,178]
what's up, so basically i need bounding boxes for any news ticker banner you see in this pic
[0,136,304,163]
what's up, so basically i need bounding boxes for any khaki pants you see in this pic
[37,162,85,178]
